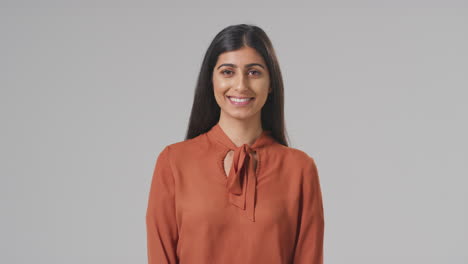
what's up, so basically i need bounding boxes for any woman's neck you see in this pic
[217,118,263,147]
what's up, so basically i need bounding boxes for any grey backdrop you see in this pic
[1,2,467,264]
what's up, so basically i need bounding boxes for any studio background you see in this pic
[1,1,467,264]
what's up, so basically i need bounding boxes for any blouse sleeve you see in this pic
[145,146,179,264]
[293,156,325,264]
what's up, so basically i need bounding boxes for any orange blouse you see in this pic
[146,123,325,264]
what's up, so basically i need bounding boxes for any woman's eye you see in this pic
[221,69,260,76]
[249,70,260,76]
[221,69,233,75]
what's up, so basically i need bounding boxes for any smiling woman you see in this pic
[146,24,325,264]
[213,46,272,120]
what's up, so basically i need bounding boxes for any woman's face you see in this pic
[212,46,271,122]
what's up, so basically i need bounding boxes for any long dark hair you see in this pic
[185,23,289,147]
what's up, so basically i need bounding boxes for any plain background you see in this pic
[1,1,467,263]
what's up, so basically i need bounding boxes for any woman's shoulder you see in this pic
[272,144,316,166]
[277,145,320,184]
[159,132,209,159]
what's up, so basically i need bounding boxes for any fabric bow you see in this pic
[226,144,258,222]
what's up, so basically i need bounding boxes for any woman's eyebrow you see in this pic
[216,63,265,70]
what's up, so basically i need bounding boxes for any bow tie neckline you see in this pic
[206,123,275,222]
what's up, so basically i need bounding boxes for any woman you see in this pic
[146,24,325,264]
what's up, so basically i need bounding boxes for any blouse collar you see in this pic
[206,123,276,222]
[207,122,275,151]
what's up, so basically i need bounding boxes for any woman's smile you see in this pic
[227,95,255,106]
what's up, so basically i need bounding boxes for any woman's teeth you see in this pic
[230,97,252,102]
[227,96,254,106]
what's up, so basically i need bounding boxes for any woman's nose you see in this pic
[234,72,249,91]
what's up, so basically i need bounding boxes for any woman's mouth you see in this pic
[227,96,255,106]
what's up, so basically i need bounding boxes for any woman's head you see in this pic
[186,23,289,146]
[212,45,271,125]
